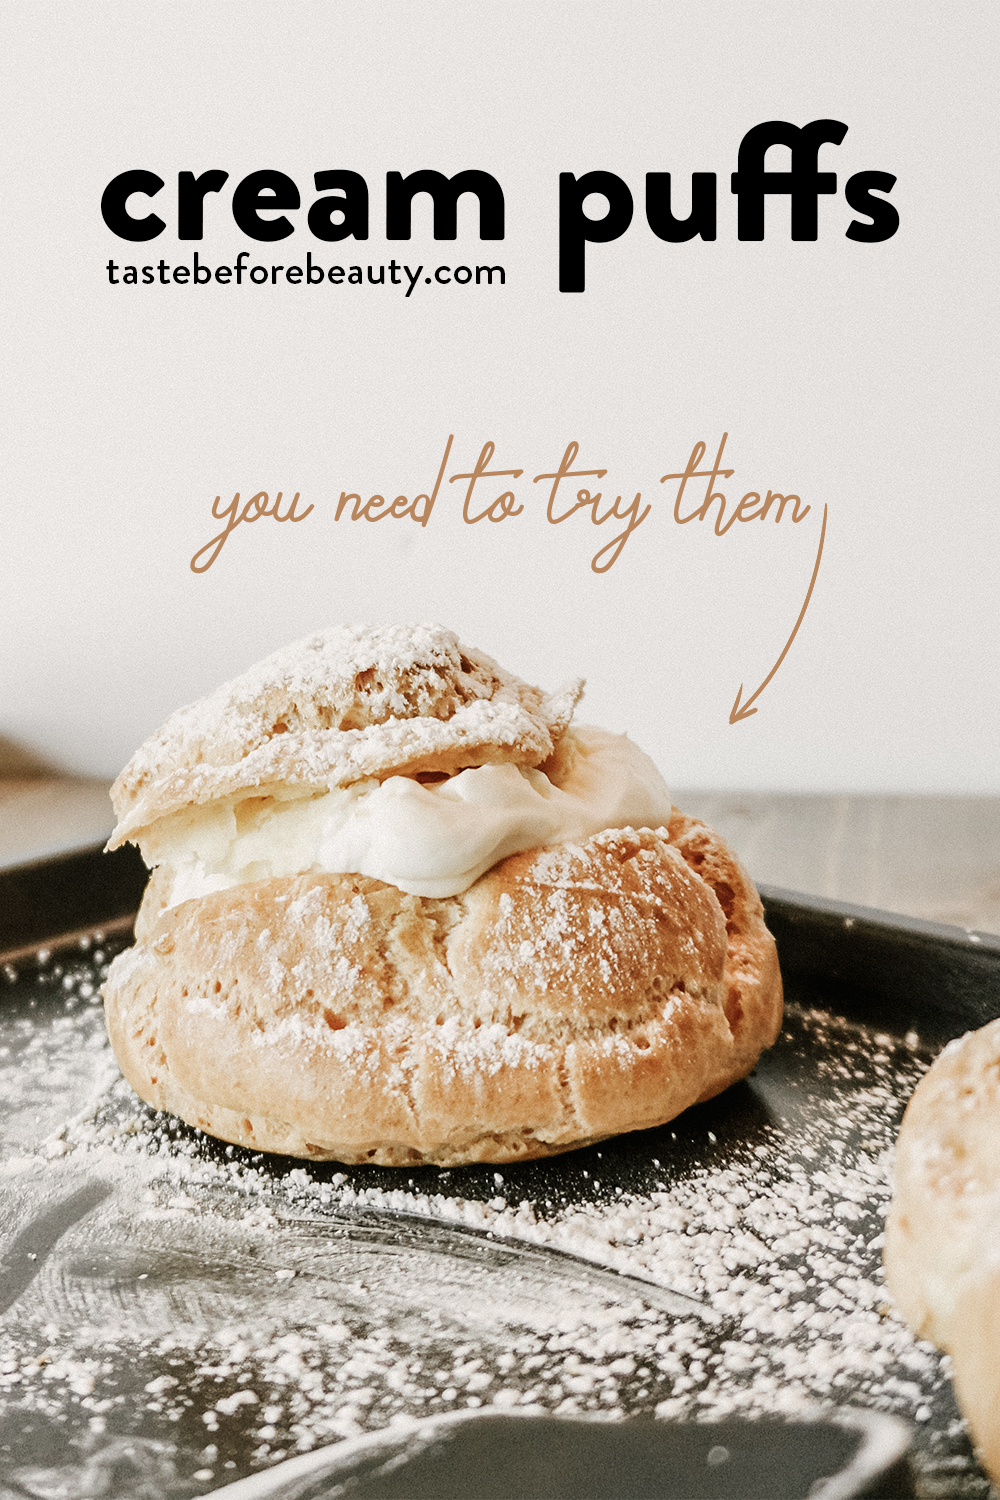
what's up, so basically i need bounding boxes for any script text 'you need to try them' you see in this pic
[189,434,811,573]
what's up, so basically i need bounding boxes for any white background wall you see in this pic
[2,2,997,792]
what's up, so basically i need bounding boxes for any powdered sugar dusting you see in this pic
[109,625,584,846]
[0,942,991,1497]
[432,1018,549,1079]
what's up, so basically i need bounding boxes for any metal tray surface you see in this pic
[0,846,998,1500]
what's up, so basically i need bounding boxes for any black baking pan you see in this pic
[2,843,999,1500]
[204,1406,913,1499]
[0,840,146,961]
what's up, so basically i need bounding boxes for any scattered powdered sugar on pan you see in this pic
[0,941,990,1498]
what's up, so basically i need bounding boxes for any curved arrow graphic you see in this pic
[730,502,828,725]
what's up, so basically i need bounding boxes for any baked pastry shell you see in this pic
[103,813,782,1167]
[885,1016,1000,1481]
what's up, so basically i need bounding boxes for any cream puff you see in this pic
[102,624,782,1166]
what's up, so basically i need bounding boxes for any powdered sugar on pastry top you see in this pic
[108,625,583,849]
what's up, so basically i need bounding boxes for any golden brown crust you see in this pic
[108,625,582,849]
[884,1017,1000,1479]
[667,810,784,1098]
[104,821,781,1167]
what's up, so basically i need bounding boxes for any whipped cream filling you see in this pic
[140,725,673,907]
